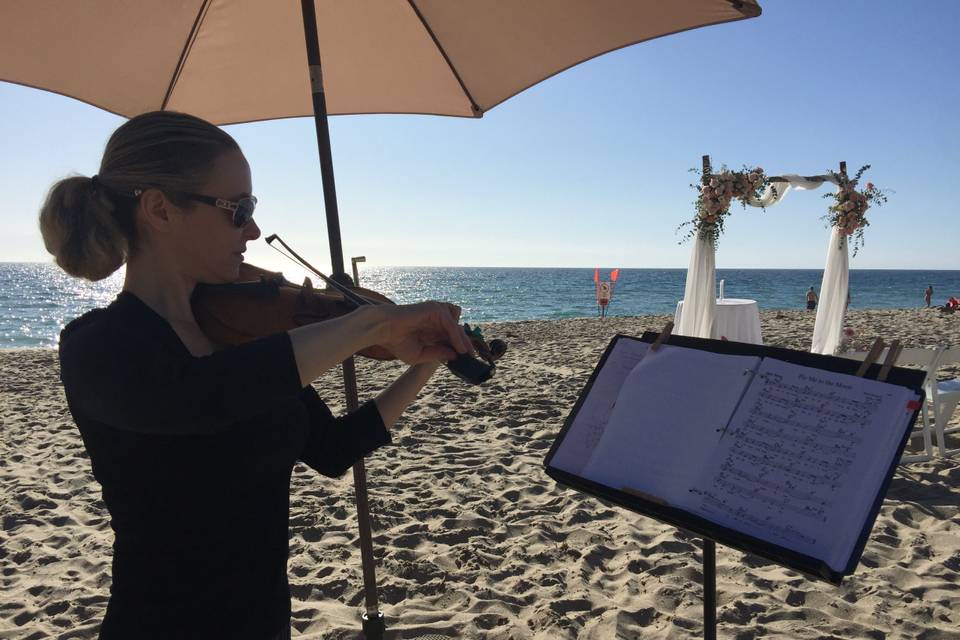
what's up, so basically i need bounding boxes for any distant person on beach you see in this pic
[38,111,473,640]
[806,286,818,310]
[925,285,933,307]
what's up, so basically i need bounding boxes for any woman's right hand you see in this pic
[368,301,472,366]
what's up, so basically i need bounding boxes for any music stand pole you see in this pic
[703,538,717,640]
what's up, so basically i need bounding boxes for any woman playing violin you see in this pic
[38,110,473,640]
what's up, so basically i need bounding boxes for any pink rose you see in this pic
[866,182,874,190]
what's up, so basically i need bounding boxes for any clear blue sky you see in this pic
[2,1,958,274]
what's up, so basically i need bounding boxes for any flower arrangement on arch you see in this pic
[822,164,887,257]
[678,165,771,247]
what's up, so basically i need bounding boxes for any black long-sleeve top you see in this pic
[58,291,391,640]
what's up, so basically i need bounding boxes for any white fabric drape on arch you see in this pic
[744,173,839,207]
[676,235,716,338]
[811,227,849,354]
[676,173,846,348]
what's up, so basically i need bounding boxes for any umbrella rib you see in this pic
[405,0,482,117]
[161,0,214,111]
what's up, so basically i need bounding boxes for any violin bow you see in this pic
[265,234,381,308]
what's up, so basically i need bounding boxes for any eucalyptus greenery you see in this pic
[677,164,773,248]
[821,164,888,257]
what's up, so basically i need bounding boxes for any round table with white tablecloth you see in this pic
[673,298,763,344]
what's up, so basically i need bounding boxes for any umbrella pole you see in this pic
[300,1,385,638]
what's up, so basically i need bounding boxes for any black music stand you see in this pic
[544,330,924,638]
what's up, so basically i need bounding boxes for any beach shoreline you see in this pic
[2,309,959,639]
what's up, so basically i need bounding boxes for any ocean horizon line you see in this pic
[3,261,959,273]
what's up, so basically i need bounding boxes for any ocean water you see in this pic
[2,262,959,348]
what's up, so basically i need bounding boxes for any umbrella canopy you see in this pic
[2,0,759,124]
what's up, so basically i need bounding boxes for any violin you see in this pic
[191,236,506,384]
[192,261,396,360]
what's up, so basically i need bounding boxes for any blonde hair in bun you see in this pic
[38,111,239,281]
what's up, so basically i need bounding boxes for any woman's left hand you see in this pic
[369,301,471,366]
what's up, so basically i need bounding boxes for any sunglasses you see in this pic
[184,193,258,228]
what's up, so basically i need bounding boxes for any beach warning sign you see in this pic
[594,268,620,318]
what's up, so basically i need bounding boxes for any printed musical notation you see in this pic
[580,346,764,501]
[551,340,919,576]
[689,357,904,564]
[548,338,651,475]
[692,489,817,546]
[573,341,650,454]
[575,403,614,455]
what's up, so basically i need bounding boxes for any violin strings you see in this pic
[264,234,371,308]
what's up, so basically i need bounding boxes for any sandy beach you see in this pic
[2,308,959,639]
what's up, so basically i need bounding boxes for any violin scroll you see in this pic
[447,323,507,385]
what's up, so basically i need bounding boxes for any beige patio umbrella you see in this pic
[1,1,761,636]
[3,1,759,122]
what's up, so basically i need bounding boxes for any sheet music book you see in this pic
[545,333,925,584]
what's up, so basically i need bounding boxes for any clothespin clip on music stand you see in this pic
[878,340,901,382]
[650,321,674,353]
[854,337,900,381]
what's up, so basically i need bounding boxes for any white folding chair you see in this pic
[839,347,942,463]
[930,347,960,458]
